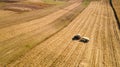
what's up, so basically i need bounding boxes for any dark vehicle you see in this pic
[72,34,81,40]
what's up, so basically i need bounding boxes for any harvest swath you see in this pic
[0,0,120,67]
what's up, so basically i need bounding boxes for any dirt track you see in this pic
[8,1,120,67]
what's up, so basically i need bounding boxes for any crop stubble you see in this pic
[8,0,120,67]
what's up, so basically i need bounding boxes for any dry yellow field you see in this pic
[7,0,120,67]
[0,0,120,67]
[0,0,84,66]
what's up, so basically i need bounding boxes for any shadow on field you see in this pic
[109,0,120,30]
[0,0,18,3]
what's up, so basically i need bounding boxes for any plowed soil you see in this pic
[8,0,120,67]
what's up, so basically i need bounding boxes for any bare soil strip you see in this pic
[8,1,120,67]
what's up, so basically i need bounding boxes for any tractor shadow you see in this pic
[72,38,89,43]
[79,39,89,43]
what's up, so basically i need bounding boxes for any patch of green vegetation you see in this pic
[42,0,66,5]
[82,0,91,6]
[25,44,32,48]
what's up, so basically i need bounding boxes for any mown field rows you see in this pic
[0,10,16,18]
[0,2,80,42]
[0,0,70,28]
[8,0,120,67]
[0,1,84,66]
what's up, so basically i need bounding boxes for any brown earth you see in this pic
[7,0,120,67]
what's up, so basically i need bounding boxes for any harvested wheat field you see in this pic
[0,0,84,66]
[0,0,120,67]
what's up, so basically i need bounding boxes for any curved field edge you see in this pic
[110,0,120,29]
[0,1,89,66]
